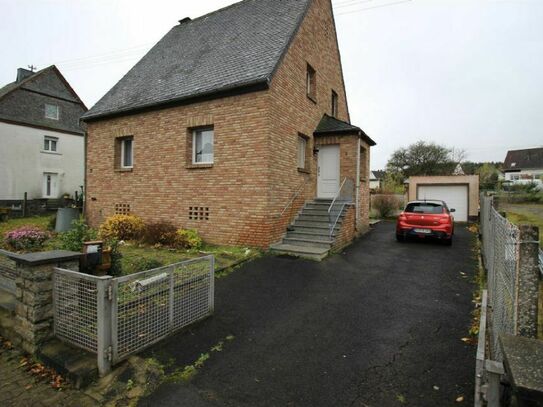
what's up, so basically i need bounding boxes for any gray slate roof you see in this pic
[503,147,543,171]
[83,0,312,121]
[0,66,87,135]
[314,114,376,146]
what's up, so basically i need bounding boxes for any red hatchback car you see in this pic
[396,200,455,245]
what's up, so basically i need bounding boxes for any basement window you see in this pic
[189,206,209,221]
[115,203,131,215]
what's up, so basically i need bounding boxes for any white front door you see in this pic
[43,173,58,198]
[317,145,340,198]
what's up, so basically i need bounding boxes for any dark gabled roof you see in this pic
[82,0,312,121]
[371,170,386,180]
[0,65,87,135]
[503,147,543,171]
[314,114,376,146]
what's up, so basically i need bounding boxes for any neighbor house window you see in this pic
[120,138,133,168]
[331,90,338,117]
[45,104,59,120]
[306,64,316,101]
[297,134,308,170]
[43,136,58,152]
[193,128,214,164]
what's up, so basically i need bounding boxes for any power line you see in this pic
[335,0,413,16]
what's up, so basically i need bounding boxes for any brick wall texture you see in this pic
[85,0,372,249]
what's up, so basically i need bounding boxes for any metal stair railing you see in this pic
[327,177,354,239]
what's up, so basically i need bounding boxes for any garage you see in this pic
[406,175,479,222]
[417,185,468,222]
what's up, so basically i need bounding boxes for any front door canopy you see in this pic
[314,114,376,146]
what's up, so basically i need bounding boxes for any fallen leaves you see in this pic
[18,356,66,390]
[456,395,464,403]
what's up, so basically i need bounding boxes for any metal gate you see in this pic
[53,255,214,375]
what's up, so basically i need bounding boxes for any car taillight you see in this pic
[398,213,407,221]
[439,216,451,224]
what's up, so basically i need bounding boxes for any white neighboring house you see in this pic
[503,147,543,187]
[369,170,386,190]
[0,66,87,203]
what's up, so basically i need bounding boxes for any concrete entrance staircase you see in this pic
[270,199,348,260]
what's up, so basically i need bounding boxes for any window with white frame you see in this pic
[43,136,58,152]
[120,137,133,168]
[45,104,59,120]
[193,128,214,164]
[297,135,307,170]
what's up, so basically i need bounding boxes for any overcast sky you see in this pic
[1,0,542,168]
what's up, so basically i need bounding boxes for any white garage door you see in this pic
[417,185,469,222]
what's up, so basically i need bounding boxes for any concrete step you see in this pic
[290,221,340,230]
[301,208,345,216]
[293,219,342,228]
[297,214,343,222]
[270,243,329,261]
[282,237,333,249]
[286,230,335,240]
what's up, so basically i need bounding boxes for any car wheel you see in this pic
[396,234,405,242]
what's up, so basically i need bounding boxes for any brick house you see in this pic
[82,0,375,258]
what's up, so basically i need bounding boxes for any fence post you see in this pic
[23,192,27,217]
[209,256,215,313]
[515,225,540,338]
[96,277,112,376]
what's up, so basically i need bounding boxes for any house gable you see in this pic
[503,147,543,172]
[0,66,87,135]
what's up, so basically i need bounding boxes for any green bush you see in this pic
[60,218,98,252]
[47,215,57,231]
[141,221,178,246]
[372,194,401,218]
[175,229,203,250]
[107,238,123,277]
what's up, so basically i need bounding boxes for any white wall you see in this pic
[0,121,84,199]
[504,169,543,186]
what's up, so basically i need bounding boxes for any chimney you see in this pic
[16,68,35,83]
[178,17,191,24]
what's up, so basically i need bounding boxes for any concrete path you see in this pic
[140,222,476,406]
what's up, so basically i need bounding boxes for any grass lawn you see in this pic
[499,203,543,247]
[0,215,259,274]
[119,243,259,276]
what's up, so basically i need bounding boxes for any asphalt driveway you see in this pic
[140,221,476,407]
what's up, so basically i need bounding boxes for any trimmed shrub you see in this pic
[141,221,178,246]
[4,226,49,251]
[60,218,98,252]
[373,194,400,218]
[99,214,145,241]
[175,229,203,250]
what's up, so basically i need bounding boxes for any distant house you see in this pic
[82,0,375,256]
[0,66,87,208]
[369,170,386,190]
[503,147,543,185]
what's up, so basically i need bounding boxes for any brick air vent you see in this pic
[115,203,131,215]
[189,206,209,221]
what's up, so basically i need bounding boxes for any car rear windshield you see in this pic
[405,202,444,214]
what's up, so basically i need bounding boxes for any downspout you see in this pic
[355,134,361,229]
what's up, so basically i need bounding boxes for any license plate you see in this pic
[414,228,431,234]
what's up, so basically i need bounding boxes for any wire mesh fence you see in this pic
[53,255,214,373]
[53,269,103,353]
[480,195,520,361]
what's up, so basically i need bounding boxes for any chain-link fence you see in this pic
[480,195,520,361]
[53,255,214,375]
